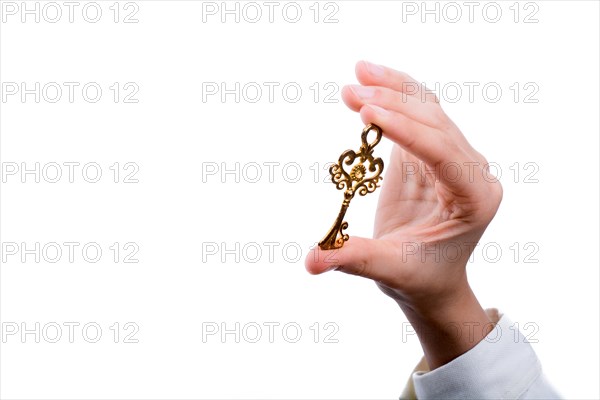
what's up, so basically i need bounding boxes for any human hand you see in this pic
[305,61,503,368]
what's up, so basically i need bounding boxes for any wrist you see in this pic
[399,283,493,369]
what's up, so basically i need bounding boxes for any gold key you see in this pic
[318,123,385,250]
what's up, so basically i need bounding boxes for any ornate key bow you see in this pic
[318,123,385,250]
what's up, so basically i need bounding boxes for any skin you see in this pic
[305,61,503,370]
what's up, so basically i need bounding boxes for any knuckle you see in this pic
[353,256,372,278]
[476,181,504,223]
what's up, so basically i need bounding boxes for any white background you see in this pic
[1,1,598,399]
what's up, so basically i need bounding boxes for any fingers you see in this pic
[355,60,438,103]
[342,84,443,129]
[305,236,403,284]
[342,61,482,189]
[359,104,467,169]
[344,79,480,162]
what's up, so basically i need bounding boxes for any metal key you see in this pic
[318,123,385,250]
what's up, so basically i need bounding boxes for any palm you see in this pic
[375,141,468,242]
[374,145,439,239]
[371,144,468,296]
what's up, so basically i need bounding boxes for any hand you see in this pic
[305,61,503,369]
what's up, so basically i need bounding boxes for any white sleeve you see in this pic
[411,314,561,399]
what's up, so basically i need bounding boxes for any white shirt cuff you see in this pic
[412,314,558,399]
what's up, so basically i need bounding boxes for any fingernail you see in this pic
[369,104,389,115]
[364,61,385,77]
[350,85,376,99]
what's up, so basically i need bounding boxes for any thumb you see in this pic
[305,236,399,282]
